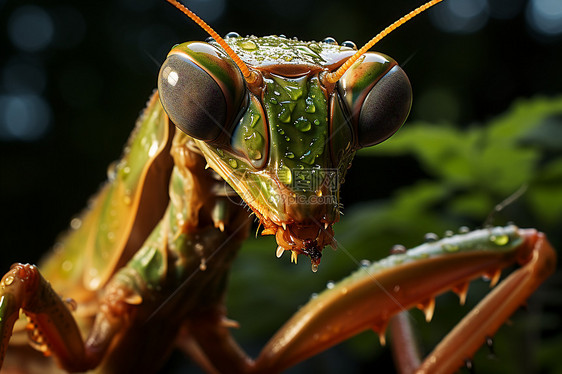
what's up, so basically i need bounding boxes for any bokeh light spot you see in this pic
[8,6,54,52]
[0,94,51,141]
[526,0,562,37]
[429,0,489,34]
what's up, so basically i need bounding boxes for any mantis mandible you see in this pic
[0,0,556,373]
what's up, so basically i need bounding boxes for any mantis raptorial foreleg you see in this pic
[0,264,88,371]
[240,227,554,373]
[415,230,555,374]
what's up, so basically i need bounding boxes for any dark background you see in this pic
[1,0,561,373]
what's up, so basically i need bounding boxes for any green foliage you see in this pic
[360,96,562,225]
[227,96,562,373]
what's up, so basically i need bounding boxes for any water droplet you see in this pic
[285,151,295,158]
[4,275,14,286]
[199,259,207,271]
[311,263,318,272]
[390,244,406,254]
[424,233,439,242]
[62,260,73,272]
[341,40,357,49]
[225,31,240,38]
[294,117,312,132]
[240,40,257,50]
[444,230,454,237]
[313,119,320,126]
[278,107,291,123]
[322,36,337,45]
[284,86,303,100]
[270,97,278,104]
[326,281,335,289]
[310,293,318,299]
[123,195,132,206]
[64,297,77,312]
[305,99,316,113]
[490,234,509,246]
[106,162,117,181]
[70,217,82,230]
[250,113,260,127]
[308,43,321,53]
[242,131,264,161]
[486,335,495,356]
[459,226,470,233]
[278,128,285,135]
[249,149,262,160]
[360,259,371,267]
[228,159,238,168]
[464,358,474,371]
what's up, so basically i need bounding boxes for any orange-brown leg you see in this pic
[0,264,90,371]
[247,227,555,373]
[415,230,556,374]
[390,311,423,374]
[175,308,255,374]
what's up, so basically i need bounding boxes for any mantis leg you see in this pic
[176,308,255,374]
[0,134,252,372]
[0,263,136,372]
[248,226,555,373]
[0,264,91,371]
[390,311,423,374]
[415,230,555,374]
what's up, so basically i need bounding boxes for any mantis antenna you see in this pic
[165,0,258,84]
[166,0,442,85]
[324,0,444,84]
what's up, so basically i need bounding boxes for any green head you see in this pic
[158,35,411,271]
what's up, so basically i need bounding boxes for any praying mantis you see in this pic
[5,0,556,372]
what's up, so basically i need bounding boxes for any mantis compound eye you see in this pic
[337,52,412,148]
[158,42,246,142]
[356,65,412,147]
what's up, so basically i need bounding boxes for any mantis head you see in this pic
[157,0,443,271]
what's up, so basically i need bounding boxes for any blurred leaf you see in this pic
[450,191,494,218]
[528,157,562,226]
